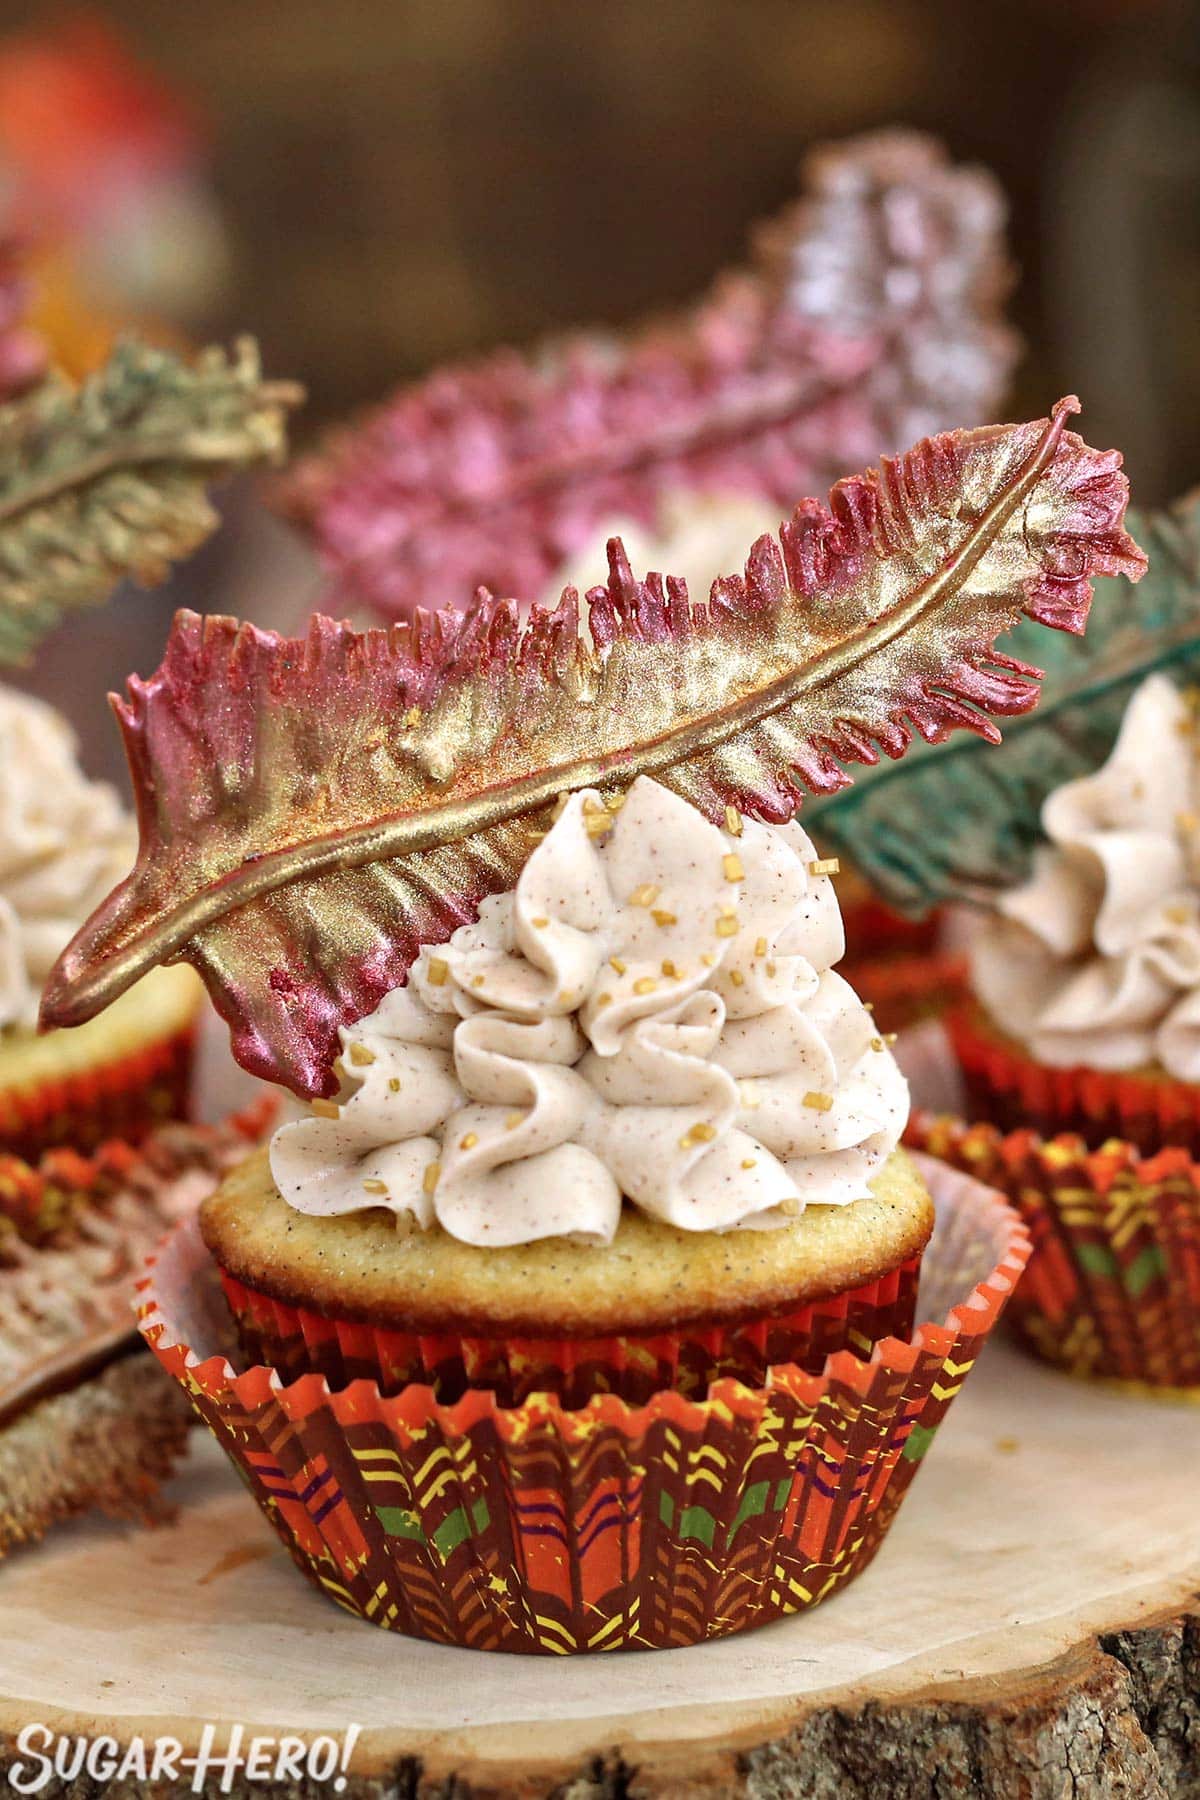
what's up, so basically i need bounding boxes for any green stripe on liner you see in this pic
[1124,1244,1167,1297]
[902,1423,939,1463]
[677,1505,716,1548]
[729,1480,771,1539]
[375,1506,423,1540]
[1076,1243,1118,1279]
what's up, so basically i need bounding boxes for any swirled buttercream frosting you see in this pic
[0,686,135,1031]
[971,674,1200,1079]
[271,779,908,1246]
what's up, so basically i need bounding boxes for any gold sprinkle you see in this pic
[585,812,614,838]
[423,1161,441,1195]
[729,969,745,987]
[803,1090,834,1112]
[884,1032,898,1045]
[724,804,743,836]
[779,1198,802,1218]
[460,1131,479,1150]
[628,883,660,907]
[609,956,627,975]
[311,1099,340,1119]
[428,957,449,987]
[532,916,550,929]
[863,1001,875,1013]
[755,936,768,958]
[506,1111,525,1130]
[604,791,626,812]
[679,1121,718,1149]
[765,960,777,977]
[723,852,745,883]
[582,796,604,815]
[740,1080,760,1108]
[552,790,571,820]
[1177,810,1199,834]
[633,976,658,996]
[661,959,681,978]
[347,1042,376,1067]
[403,705,421,729]
[701,953,718,967]
[651,908,678,927]
[1166,904,1191,925]
[871,1036,885,1052]
[362,1177,388,1195]
[388,1076,401,1093]
[472,975,486,988]
[741,1158,757,1170]
[715,917,739,937]
[808,857,840,878]
[596,991,613,1007]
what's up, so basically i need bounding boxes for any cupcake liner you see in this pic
[136,1155,1028,1653]
[908,1112,1200,1392]
[216,1256,922,1406]
[0,1023,196,1163]
[844,950,968,1037]
[947,1002,1200,1155]
[840,896,941,965]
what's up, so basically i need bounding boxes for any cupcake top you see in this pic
[0,686,134,1032]
[270,778,907,1246]
[971,674,1200,1077]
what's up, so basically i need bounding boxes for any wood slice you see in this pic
[0,1340,1196,1798]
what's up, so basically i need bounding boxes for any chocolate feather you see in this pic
[809,489,1200,912]
[280,132,1017,622]
[0,337,302,665]
[41,400,1145,1098]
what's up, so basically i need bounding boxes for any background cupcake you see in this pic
[951,674,1200,1153]
[0,685,201,1158]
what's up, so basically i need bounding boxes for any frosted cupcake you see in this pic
[952,674,1200,1152]
[206,778,926,1403]
[0,687,199,1157]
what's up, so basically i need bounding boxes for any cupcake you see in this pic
[0,686,200,1158]
[909,1113,1200,1394]
[950,674,1200,1153]
[205,779,926,1405]
[45,396,1134,1647]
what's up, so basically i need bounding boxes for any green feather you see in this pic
[806,491,1200,913]
[0,337,302,665]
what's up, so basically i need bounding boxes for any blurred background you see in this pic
[2,0,1199,776]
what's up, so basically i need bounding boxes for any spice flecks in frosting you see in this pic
[270,778,908,1245]
[971,674,1200,1079]
[0,687,135,1031]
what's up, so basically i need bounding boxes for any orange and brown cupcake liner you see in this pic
[907,1112,1200,1393]
[137,1155,1027,1653]
[216,1255,922,1407]
[0,1023,196,1163]
[947,1002,1200,1156]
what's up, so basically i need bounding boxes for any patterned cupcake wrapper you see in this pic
[137,1155,1027,1653]
[947,1003,1200,1156]
[216,1257,922,1406]
[0,1025,196,1163]
[908,1113,1200,1392]
[843,950,968,1037]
